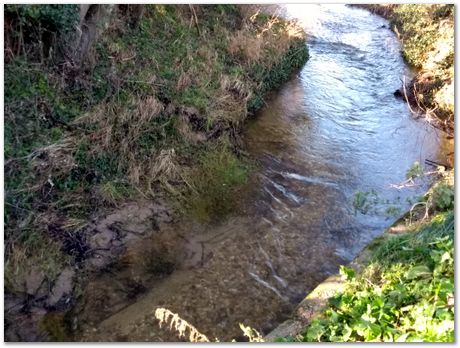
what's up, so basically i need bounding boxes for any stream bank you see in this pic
[4,5,308,341]
[354,4,454,137]
[266,177,454,342]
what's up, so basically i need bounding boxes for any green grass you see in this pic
[183,143,251,223]
[389,5,452,69]
[248,40,309,113]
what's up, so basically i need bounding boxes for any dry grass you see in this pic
[155,307,210,342]
[74,95,168,190]
[227,9,305,68]
[78,96,164,151]
[30,137,78,179]
[5,235,68,295]
[148,148,186,195]
[227,31,264,64]
[176,71,192,92]
[207,74,252,124]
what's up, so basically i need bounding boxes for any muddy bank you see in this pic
[5,198,176,341]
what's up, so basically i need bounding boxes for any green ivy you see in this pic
[5,4,79,33]
[300,211,454,342]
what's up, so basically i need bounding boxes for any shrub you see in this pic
[5,4,79,33]
[431,183,454,211]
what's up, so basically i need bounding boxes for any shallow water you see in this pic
[81,5,450,341]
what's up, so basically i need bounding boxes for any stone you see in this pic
[25,269,46,295]
[87,253,113,270]
[89,230,115,250]
[47,267,75,307]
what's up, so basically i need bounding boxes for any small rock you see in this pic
[30,306,47,317]
[89,230,115,250]
[47,267,75,307]
[35,280,50,301]
[87,253,113,270]
[25,269,46,295]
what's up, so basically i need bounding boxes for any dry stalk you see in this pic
[155,307,210,342]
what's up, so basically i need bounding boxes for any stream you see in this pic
[79,5,451,342]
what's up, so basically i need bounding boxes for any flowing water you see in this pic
[80,5,451,341]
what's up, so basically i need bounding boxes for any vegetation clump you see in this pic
[277,169,454,343]
[301,211,453,342]
[182,142,251,222]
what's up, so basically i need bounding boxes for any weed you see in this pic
[98,181,133,206]
[5,232,68,295]
[301,211,454,342]
[406,161,423,180]
[431,183,454,211]
[183,144,250,223]
[352,190,380,215]
[385,206,401,218]
[39,312,73,341]
[353,191,370,214]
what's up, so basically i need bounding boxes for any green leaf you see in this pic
[304,321,326,342]
[339,265,355,280]
[405,265,432,280]
[342,323,353,341]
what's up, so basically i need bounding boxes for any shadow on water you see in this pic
[80,5,451,342]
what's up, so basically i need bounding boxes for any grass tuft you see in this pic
[183,144,251,223]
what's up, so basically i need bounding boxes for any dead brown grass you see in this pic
[79,95,164,150]
[5,235,68,295]
[208,74,252,124]
[226,9,304,69]
[75,95,167,189]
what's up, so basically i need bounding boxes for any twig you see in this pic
[189,5,201,36]
[402,75,417,115]
[409,201,429,225]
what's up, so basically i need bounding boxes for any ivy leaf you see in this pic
[304,321,326,342]
[405,265,432,280]
[342,323,353,341]
[340,265,355,281]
